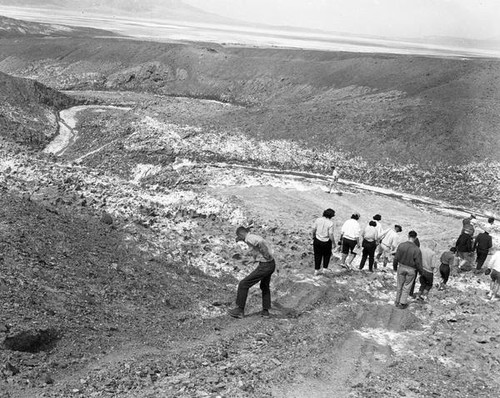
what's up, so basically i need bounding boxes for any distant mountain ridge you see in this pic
[0,15,118,37]
[0,0,238,25]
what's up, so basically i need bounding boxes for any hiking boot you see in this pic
[397,303,408,309]
[228,307,244,319]
[260,309,270,317]
[314,269,322,276]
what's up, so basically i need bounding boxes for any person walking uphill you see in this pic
[393,230,422,309]
[312,208,337,276]
[228,227,276,319]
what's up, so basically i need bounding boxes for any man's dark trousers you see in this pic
[236,260,276,310]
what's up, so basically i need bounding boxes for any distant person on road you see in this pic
[455,229,474,271]
[438,247,457,290]
[474,227,492,272]
[485,247,500,301]
[312,208,337,276]
[377,224,403,268]
[416,243,438,301]
[393,230,422,309]
[228,227,276,319]
[328,165,340,194]
[340,213,361,269]
[359,220,379,272]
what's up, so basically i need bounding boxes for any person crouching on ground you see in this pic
[416,243,438,301]
[393,230,422,309]
[485,247,500,301]
[312,208,337,276]
[228,226,276,319]
[438,247,457,290]
[340,213,361,270]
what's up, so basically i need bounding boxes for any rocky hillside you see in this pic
[0,130,499,397]
[0,25,500,167]
[0,16,499,398]
[0,71,79,148]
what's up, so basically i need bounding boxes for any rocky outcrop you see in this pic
[0,71,80,148]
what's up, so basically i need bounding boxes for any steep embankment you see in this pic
[0,71,79,148]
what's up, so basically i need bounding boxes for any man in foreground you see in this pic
[393,230,422,309]
[228,226,276,319]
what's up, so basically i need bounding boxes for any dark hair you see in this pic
[236,226,249,235]
[351,213,360,220]
[488,217,495,224]
[373,214,382,221]
[395,225,402,232]
[450,247,457,253]
[323,208,336,219]
[369,220,377,227]
[408,230,417,238]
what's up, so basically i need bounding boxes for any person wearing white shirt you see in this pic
[340,213,361,269]
[485,248,500,300]
[328,165,340,194]
[311,208,337,276]
[377,225,403,268]
[359,221,379,272]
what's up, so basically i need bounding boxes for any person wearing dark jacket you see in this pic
[474,229,492,271]
[455,231,474,271]
[393,230,422,309]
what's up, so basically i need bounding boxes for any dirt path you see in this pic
[43,105,131,156]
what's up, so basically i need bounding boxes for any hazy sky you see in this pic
[184,0,500,40]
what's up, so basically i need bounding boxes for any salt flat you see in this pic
[1,5,498,58]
